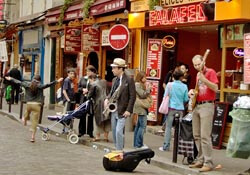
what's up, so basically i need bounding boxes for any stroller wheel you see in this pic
[42,132,50,141]
[68,133,79,144]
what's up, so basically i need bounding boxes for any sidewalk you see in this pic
[1,101,250,175]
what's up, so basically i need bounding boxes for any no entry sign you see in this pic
[108,24,129,50]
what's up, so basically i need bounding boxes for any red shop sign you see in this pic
[82,25,100,52]
[108,24,129,50]
[146,39,162,79]
[64,26,82,53]
[149,3,207,26]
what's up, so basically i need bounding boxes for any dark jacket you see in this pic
[108,73,136,116]
[9,68,22,81]
[88,79,108,125]
[78,76,89,104]
[10,78,58,103]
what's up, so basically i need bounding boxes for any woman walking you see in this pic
[133,71,152,149]
[159,68,189,151]
[5,75,63,142]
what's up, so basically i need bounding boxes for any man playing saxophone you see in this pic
[104,58,136,150]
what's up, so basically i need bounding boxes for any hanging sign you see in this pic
[82,25,100,52]
[149,3,207,26]
[233,48,244,58]
[64,26,82,53]
[244,33,250,84]
[0,41,8,62]
[162,35,176,48]
[146,39,162,79]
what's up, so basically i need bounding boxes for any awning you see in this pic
[90,0,126,16]
[45,3,83,24]
[10,11,46,25]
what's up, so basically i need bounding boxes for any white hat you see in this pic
[110,58,127,68]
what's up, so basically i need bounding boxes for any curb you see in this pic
[1,110,200,175]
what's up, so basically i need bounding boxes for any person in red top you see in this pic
[188,54,218,172]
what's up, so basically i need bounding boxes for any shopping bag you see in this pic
[159,96,169,114]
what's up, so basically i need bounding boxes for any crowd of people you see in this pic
[0,55,219,173]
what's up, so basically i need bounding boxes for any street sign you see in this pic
[108,24,129,50]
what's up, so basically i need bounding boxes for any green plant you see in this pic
[58,0,74,26]
[148,0,160,10]
[82,0,95,18]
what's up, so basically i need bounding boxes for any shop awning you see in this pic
[10,11,46,25]
[45,3,83,24]
[90,0,126,16]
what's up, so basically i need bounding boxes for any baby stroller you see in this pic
[41,100,90,144]
[178,112,198,164]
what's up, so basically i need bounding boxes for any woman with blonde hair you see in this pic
[133,71,152,148]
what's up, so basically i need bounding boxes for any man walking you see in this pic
[188,54,218,172]
[105,58,136,150]
[9,64,22,104]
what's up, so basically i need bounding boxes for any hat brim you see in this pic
[110,64,127,67]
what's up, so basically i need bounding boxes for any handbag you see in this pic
[159,96,170,114]
[136,95,153,109]
[159,83,172,114]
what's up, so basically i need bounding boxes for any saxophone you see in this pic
[103,86,121,118]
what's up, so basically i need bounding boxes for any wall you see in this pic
[176,29,237,89]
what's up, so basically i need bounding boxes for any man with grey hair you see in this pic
[9,64,22,104]
[188,54,218,172]
[104,58,136,150]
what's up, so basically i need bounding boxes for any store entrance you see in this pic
[63,53,77,78]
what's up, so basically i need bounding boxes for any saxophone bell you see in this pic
[108,103,117,112]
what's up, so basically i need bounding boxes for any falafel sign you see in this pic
[149,3,207,26]
[146,39,162,79]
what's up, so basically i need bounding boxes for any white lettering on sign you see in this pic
[161,0,205,7]
[149,3,206,26]
[111,35,127,40]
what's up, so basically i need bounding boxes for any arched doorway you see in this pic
[87,52,99,71]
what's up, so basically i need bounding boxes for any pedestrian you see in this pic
[77,65,96,138]
[9,64,22,104]
[104,58,136,150]
[5,75,63,142]
[159,68,189,152]
[133,71,152,149]
[188,54,218,172]
[88,74,111,142]
[62,68,76,114]
[180,63,191,89]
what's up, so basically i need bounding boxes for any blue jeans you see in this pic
[163,109,183,150]
[111,111,126,150]
[133,115,147,148]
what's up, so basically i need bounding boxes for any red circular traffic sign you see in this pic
[108,24,129,50]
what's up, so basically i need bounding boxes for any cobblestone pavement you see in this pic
[0,114,181,175]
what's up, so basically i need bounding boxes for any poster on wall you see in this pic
[244,33,250,84]
[82,25,100,52]
[146,79,159,122]
[146,39,162,79]
[0,41,8,62]
[64,26,82,53]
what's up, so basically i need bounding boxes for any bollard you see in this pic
[20,101,24,119]
[172,112,180,163]
[38,96,45,124]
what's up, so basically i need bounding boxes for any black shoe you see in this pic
[78,134,83,137]
[89,134,94,138]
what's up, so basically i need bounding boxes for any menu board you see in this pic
[212,102,229,149]
[146,39,162,79]
[244,33,250,84]
[146,80,159,121]
[82,25,100,52]
[64,26,82,53]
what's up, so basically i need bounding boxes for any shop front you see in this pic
[129,0,250,145]
[89,0,131,86]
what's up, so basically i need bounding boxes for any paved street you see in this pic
[0,114,180,175]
